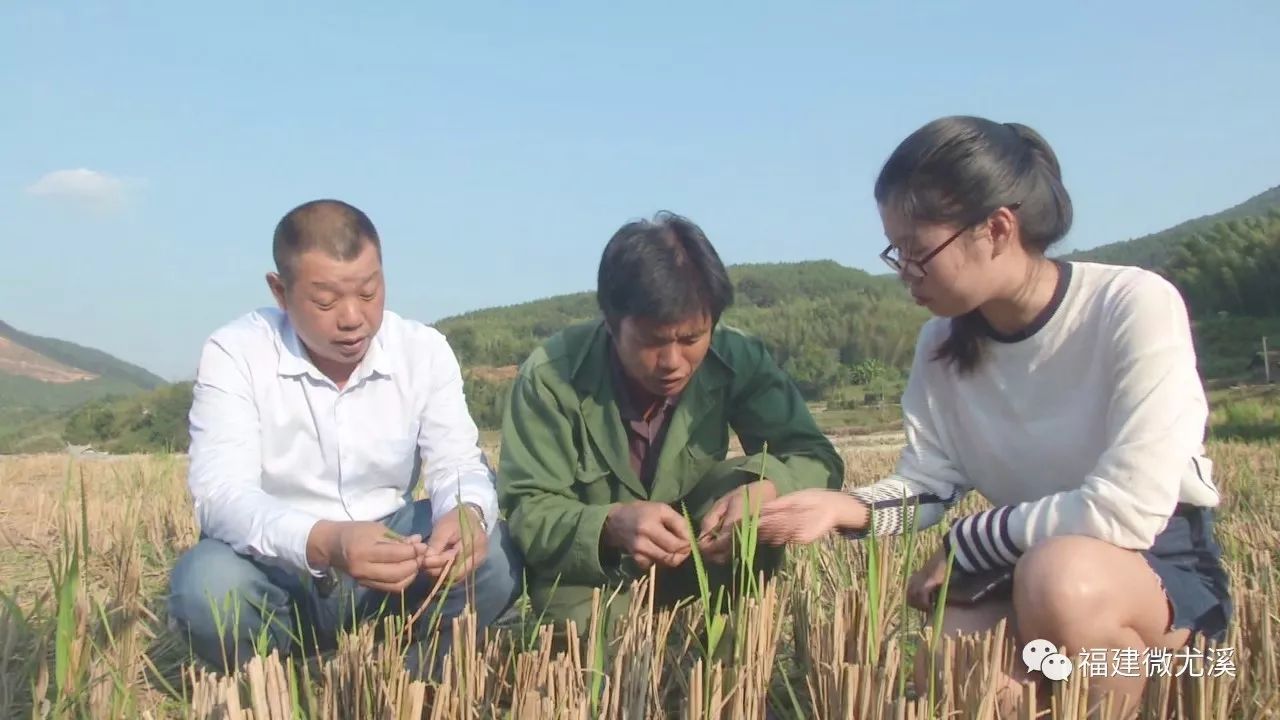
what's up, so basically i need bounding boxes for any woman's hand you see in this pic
[906,544,951,611]
[756,489,868,545]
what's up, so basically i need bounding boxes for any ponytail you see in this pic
[934,310,987,373]
[1003,122,1074,248]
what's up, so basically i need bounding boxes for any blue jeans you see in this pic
[166,500,522,678]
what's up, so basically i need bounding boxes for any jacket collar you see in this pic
[568,318,734,501]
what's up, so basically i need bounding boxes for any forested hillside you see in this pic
[1160,209,1280,378]
[436,261,924,369]
[1060,184,1280,268]
[0,321,165,391]
[437,261,930,427]
[5,188,1278,451]
[0,320,172,453]
[448,201,1280,430]
[1163,210,1280,319]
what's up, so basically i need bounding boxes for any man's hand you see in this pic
[307,520,428,593]
[697,479,777,564]
[906,544,951,611]
[603,501,692,571]
[421,505,489,584]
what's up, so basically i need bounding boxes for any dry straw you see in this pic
[0,443,1276,718]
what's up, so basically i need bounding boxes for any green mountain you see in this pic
[59,381,194,455]
[1160,209,1280,378]
[1058,184,1280,268]
[0,321,167,453]
[436,260,923,367]
[435,260,931,423]
[436,186,1280,428]
[0,321,166,390]
[6,182,1279,452]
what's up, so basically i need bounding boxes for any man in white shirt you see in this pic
[167,199,521,678]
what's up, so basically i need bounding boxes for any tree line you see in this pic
[1162,209,1280,318]
[49,213,1280,447]
[441,261,931,427]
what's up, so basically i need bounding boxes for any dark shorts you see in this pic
[1142,503,1233,643]
[948,503,1233,642]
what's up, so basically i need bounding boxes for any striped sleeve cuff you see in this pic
[945,506,1022,573]
[837,482,959,539]
[838,486,922,538]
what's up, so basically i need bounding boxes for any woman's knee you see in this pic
[1013,536,1112,635]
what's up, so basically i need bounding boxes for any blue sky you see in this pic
[2,2,1278,381]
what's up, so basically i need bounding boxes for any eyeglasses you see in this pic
[880,202,1022,281]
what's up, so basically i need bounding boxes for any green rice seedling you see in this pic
[42,469,93,715]
[926,539,958,714]
[897,491,922,698]
[733,442,769,605]
[864,503,882,667]
[682,501,727,718]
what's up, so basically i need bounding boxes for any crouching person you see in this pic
[167,199,521,678]
[496,211,845,636]
[756,117,1232,718]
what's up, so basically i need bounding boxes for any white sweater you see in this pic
[846,261,1220,574]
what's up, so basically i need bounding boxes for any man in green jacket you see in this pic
[496,211,845,630]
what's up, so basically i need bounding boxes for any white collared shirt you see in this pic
[186,306,499,575]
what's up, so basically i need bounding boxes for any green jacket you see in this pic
[496,319,844,589]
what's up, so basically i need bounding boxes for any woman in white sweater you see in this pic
[756,116,1231,712]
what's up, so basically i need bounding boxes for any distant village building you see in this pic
[1248,350,1279,383]
[65,443,110,458]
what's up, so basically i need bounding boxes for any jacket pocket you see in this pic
[572,465,618,506]
[573,459,614,493]
[574,466,612,485]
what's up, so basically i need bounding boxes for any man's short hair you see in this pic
[596,211,734,329]
[272,199,382,283]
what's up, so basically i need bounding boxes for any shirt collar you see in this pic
[276,317,394,385]
[276,319,322,380]
[359,333,395,379]
[608,339,678,423]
